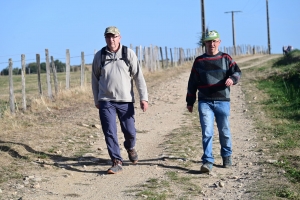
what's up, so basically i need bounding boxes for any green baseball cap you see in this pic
[104,26,120,36]
[204,30,220,41]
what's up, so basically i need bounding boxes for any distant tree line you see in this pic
[0,59,67,75]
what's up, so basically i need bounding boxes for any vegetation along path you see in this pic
[0,54,282,199]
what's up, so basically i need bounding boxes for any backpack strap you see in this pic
[100,47,107,69]
[100,45,132,76]
[120,46,132,76]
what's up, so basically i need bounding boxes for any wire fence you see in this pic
[0,44,267,114]
[0,44,267,75]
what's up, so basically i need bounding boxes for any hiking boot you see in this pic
[127,148,138,164]
[107,160,123,174]
[200,162,213,173]
[222,156,232,168]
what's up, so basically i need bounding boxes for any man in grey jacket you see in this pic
[92,26,148,174]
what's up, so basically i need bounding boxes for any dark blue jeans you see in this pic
[99,101,136,162]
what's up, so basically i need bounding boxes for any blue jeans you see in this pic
[99,101,136,162]
[198,101,232,164]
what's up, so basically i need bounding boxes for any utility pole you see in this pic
[225,11,241,55]
[201,0,206,42]
[266,0,271,54]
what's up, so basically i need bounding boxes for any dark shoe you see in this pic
[222,156,232,168]
[127,148,138,164]
[200,162,213,172]
[107,160,123,174]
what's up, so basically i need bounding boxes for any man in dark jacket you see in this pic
[186,30,241,173]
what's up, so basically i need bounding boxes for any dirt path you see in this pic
[1,54,282,200]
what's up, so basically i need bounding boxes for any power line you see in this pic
[241,0,251,11]
[0,54,95,68]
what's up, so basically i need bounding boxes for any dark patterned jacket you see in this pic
[186,51,241,106]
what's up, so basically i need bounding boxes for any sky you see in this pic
[0,0,299,71]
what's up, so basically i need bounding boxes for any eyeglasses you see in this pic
[105,35,119,40]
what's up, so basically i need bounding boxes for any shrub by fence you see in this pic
[0,44,267,114]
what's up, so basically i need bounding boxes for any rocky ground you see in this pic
[0,54,282,200]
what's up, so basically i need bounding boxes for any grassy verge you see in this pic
[242,50,300,199]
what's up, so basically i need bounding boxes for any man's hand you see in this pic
[95,104,100,109]
[225,78,234,86]
[140,100,148,112]
[187,106,193,113]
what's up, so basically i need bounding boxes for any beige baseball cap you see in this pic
[104,26,120,36]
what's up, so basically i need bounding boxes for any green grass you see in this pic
[256,56,300,151]
[243,49,300,199]
[133,170,202,200]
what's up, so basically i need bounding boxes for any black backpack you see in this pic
[100,45,132,76]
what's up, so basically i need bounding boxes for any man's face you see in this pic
[105,33,121,52]
[205,39,221,55]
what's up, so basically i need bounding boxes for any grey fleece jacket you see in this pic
[91,44,148,105]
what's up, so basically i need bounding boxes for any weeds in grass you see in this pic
[135,178,169,199]
[275,187,295,199]
[73,146,92,158]
[37,152,48,159]
[0,165,23,184]
[275,155,300,183]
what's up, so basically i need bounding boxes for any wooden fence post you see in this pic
[174,48,178,67]
[51,56,58,94]
[149,46,153,71]
[135,46,139,59]
[179,48,184,65]
[139,45,143,69]
[36,54,42,95]
[150,45,154,71]
[80,51,85,87]
[9,58,15,114]
[45,49,53,98]
[159,47,164,69]
[165,46,169,68]
[66,49,70,89]
[144,47,148,71]
[21,54,26,111]
[186,49,188,62]
[170,48,173,67]
[154,46,159,71]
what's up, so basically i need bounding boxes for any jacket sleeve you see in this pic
[186,61,198,106]
[128,49,148,102]
[228,57,242,85]
[91,51,101,105]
